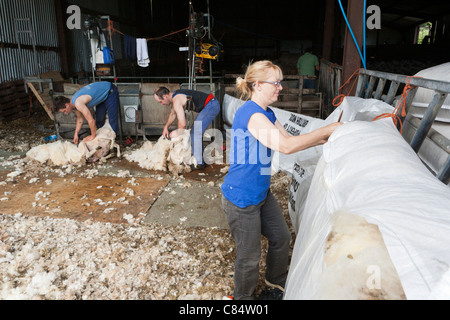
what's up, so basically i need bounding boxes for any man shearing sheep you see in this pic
[54,81,119,145]
[153,87,220,169]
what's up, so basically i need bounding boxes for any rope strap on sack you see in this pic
[332,68,362,107]
[373,76,421,134]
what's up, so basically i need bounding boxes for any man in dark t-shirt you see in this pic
[154,87,220,168]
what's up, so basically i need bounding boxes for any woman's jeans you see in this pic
[222,191,291,300]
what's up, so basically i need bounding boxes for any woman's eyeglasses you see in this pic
[260,81,282,88]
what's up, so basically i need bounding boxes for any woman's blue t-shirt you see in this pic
[221,100,277,208]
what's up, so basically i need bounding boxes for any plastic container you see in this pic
[45,135,57,143]
[103,47,115,64]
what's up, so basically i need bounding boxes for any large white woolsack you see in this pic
[270,108,324,175]
[288,97,395,231]
[285,118,450,300]
[329,96,395,123]
[223,94,395,176]
[409,62,450,122]
[222,94,245,130]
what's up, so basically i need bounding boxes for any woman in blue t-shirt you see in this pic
[221,60,342,300]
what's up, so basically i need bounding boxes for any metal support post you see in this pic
[410,92,448,153]
[437,158,450,185]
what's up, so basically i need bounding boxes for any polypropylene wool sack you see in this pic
[328,96,395,123]
[270,107,324,174]
[288,97,395,228]
[285,118,450,300]
[222,94,245,130]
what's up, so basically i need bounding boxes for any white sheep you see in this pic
[26,122,120,166]
[77,122,121,163]
[125,129,196,175]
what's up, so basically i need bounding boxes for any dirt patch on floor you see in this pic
[0,170,169,224]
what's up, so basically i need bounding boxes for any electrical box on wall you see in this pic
[124,105,138,123]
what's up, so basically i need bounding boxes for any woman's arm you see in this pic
[248,113,342,154]
[274,120,292,138]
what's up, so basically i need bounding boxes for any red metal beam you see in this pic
[54,0,70,78]
[322,0,335,61]
[341,0,365,96]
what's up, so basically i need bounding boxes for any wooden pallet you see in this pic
[0,80,30,123]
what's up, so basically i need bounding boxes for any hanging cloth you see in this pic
[124,34,137,61]
[137,38,150,68]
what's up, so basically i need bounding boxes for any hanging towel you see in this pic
[100,33,107,51]
[124,34,137,61]
[90,38,100,69]
[136,38,150,68]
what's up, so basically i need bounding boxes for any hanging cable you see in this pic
[146,27,189,41]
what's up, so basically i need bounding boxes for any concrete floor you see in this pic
[144,178,228,229]
[109,159,229,229]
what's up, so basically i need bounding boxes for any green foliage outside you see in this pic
[417,22,432,44]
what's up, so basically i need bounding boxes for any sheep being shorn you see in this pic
[26,122,120,166]
[125,130,196,175]
[77,122,121,163]
[26,140,84,166]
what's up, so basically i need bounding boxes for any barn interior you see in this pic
[0,0,450,302]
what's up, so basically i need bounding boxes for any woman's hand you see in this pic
[317,122,343,144]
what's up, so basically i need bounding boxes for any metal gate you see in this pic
[356,68,450,185]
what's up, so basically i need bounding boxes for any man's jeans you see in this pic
[95,85,119,134]
[191,98,220,165]
[222,191,291,300]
